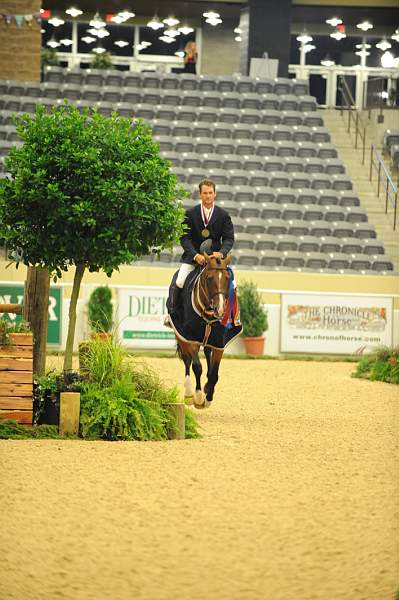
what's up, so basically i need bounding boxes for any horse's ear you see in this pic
[225,255,231,265]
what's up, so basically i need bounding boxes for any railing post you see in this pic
[394,192,397,231]
[362,127,366,166]
[348,107,351,133]
[377,162,381,196]
[355,113,358,148]
[385,177,389,213]
[369,145,373,181]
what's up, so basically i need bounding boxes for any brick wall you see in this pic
[0,0,41,81]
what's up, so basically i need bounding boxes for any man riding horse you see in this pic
[165,178,242,408]
[165,178,235,323]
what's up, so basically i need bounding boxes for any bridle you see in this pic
[194,258,231,322]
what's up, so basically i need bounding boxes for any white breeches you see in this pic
[176,263,196,288]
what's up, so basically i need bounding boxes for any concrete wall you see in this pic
[0,0,41,81]
[200,20,240,76]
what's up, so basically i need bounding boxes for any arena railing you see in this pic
[338,75,367,165]
[369,144,398,231]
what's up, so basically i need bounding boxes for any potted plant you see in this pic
[87,286,113,340]
[236,280,268,356]
[90,51,113,70]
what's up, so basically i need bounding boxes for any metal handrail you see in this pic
[338,75,367,165]
[370,144,398,230]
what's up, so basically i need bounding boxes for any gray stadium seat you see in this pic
[241,93,261,110]
[331,174,353,191]
[245,218,267,235]
[292,79,309,96]
[272,125,292,141]
[105,71,124,87]
[180,152,201,169]
[304,157,324,173]
[353,223,376,239]
[218,108,240,123]
[259,250,283,268]
[142,72,161,89]
[42,82,60,99]
[264,156,285,172]
[305,252,328,269]
[383,129,399,152]
[232,124,253,140]
[122,88,141,104]
[152,119,172,136]
[97,101,114,116]
[253,186,276,203]
[274,78,292,95]
[235,232,256,250]
[303,112,324,127]
[338,191,360,207]
[215,184,233,202]
[372,257,394,272]
[195,138,215,154]
[25,81,41,97]
[280,95,299,111]
[240,109,261,124]
[320,237,342,253]
[4,97,21,111]
[253,124,273,141]
[275,187,297,204]
[261,203,282,219]
[219,199,240,217]
[304,206,325,221]
[346,207,368,223]
[332,223,356,238]
[182,91,202,107]
[363,240,385,255]
[292,126,312,142]
[255,234,277,250]
[171,166,186,182]
[341,239,364,254]
[135,104,155,120]
[179,74,198,91]
[265,218,288,235]
[43,66,64,83]
[324,158,345,174]
[328,253,351,270]
[82,85,102,102]
[229,169,250,186]
[324,207,346,222]
[283,251,306,268]
[161,90,181,108]
[235,76,255,94]
[317,190,340,205]
[202,153,223,170]
[213,123,233,139]
[269,171,290,188]
[236,140,257,156]
[103,86,122,103]
[298,95,317,111]
[256,140,275,156]
[298,236,320,252]
[161,74,179,90]
[197,106,219,122]
[297,142,318,157]
[193,123,213,138]
[296,189,318,204]
[311,127,331,143]
[261,94,280,110]
[309,220,332,236]
[223,155,243,170]
[311,173,332,190]
[154,135,174,152]
[173,121,193,137]
[234,185,255,203]
[236,249,260,267]
[276,234,298,251]
[216,140,236,155]
[255,79,274,94]
[249,170,269,187]
[239,202,261,219]
[207,168,229,185]
[198,76,218,92]
[231,217,246,233]
[217,76,235,93]
[261,110,281,125]
[61,83,82,100]
[317,143,338,159]
[174,136,195,153]
[202,91,222,108]
[276,141,296,157]
[281,111,303,126]
[291,172,313,189]
[221,92,241,109]
[282,204,304,220]
[124,72,142,88]
[85,69,105,86]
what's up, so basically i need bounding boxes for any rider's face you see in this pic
[199,185,216,209]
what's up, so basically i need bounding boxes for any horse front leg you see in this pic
[191,350,205,407]
[204,348,224,403]
[177,340,202,407]
[181,346,194,405]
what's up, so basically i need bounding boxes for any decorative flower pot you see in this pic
[243,336,265,356]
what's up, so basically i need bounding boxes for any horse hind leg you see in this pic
[191,351,206,408]
[204,348,223,404]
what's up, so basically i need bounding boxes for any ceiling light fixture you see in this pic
[296,33,313,44]
[175,50,185,57]
[163,16,180,27]
[47,36,60,48]
[89,12,105,29]
[376,38,392,51]
[164,28,180,37]
[147,15,164,30]
[235,35,242,42]
[303,44,316,53]
[321,57,335,66]
[48,16,65,26]
[234,27,242,34]
[60,37,73,46]
[65,7,82,17]
[330,31,346,40]
[118,10,135,20]
[82,35,96,43]
[355,49,370,57]
[392,29,399,43]
[114,40,129,47]
[92,45,106,54]
[203,11,220,19]
[111,15,124,23]
[326,17,342,27]
[356,20,373,31]
[159,35,175,43]
[178,24,194,35]
[96,28,110,38]
[206,17,222,26]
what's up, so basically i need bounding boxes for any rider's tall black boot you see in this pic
[165,283,182,327]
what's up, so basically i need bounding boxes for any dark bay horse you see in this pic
[169,254,242,409]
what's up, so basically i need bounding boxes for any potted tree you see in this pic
[87,286,113,339]
[236,280,268,356]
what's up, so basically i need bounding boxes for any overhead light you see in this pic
[326,17,342,27]
[357,20,373,31]
[381,91,388,99]
[65,7,82,17]
[175,50,185,57]
[355,49,370,57]
[114,40,129,48]
[296,33,313,44]
[60,37,73,46]
[321,57,335,66]
[140,41,151,48]
[303,44,316,53]
[147,15,164,30]
[355,43,371,49]
[392,29,399,43]
[96,28,110,38]
[381,51,395,68]
[82,35,96,43]
[163,16,180,27]
[89,12,105,29]
[330,31,346,40]
[47,36,60,48]
[234,27,242,34]
[48,17,64,26]
[118,10,135,20]
[159,35,175,44]
[164,28,180,37]
[92,45,106,54]
[111,15,124,24]
[178,24,194,35]
[203,11,220,19]
[235,36,242,42]
[206,17,222,26]
[376,38,392,51]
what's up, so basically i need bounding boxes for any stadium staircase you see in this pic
[323,109,399,271]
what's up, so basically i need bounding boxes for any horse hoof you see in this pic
[193,390,205,408]
[184,395,194,406]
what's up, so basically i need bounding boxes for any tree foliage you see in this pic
[0,103,186,276]
[88,286,113,333]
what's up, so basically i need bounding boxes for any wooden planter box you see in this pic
[0,333,33,425]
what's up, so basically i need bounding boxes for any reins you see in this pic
[194,262,230,323]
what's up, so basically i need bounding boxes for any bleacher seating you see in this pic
[0,67,395,274]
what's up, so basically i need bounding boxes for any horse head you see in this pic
[201,253,231,320]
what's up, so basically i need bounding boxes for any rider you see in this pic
[166,178,235,319]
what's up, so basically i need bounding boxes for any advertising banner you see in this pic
[0,284,62,345]
[280,293,393,354]
[117,286,175,348]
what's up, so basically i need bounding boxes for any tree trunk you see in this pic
[23,266,50,377]
[63,263,85,373]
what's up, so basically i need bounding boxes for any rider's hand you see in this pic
[194,254,206,265]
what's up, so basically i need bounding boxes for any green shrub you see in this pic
[0,420,62,439]
[88,286,113,333]
[0,319,31,345]
[91,51,113,69]
[236,280,268,337]
[353,346,399,384]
